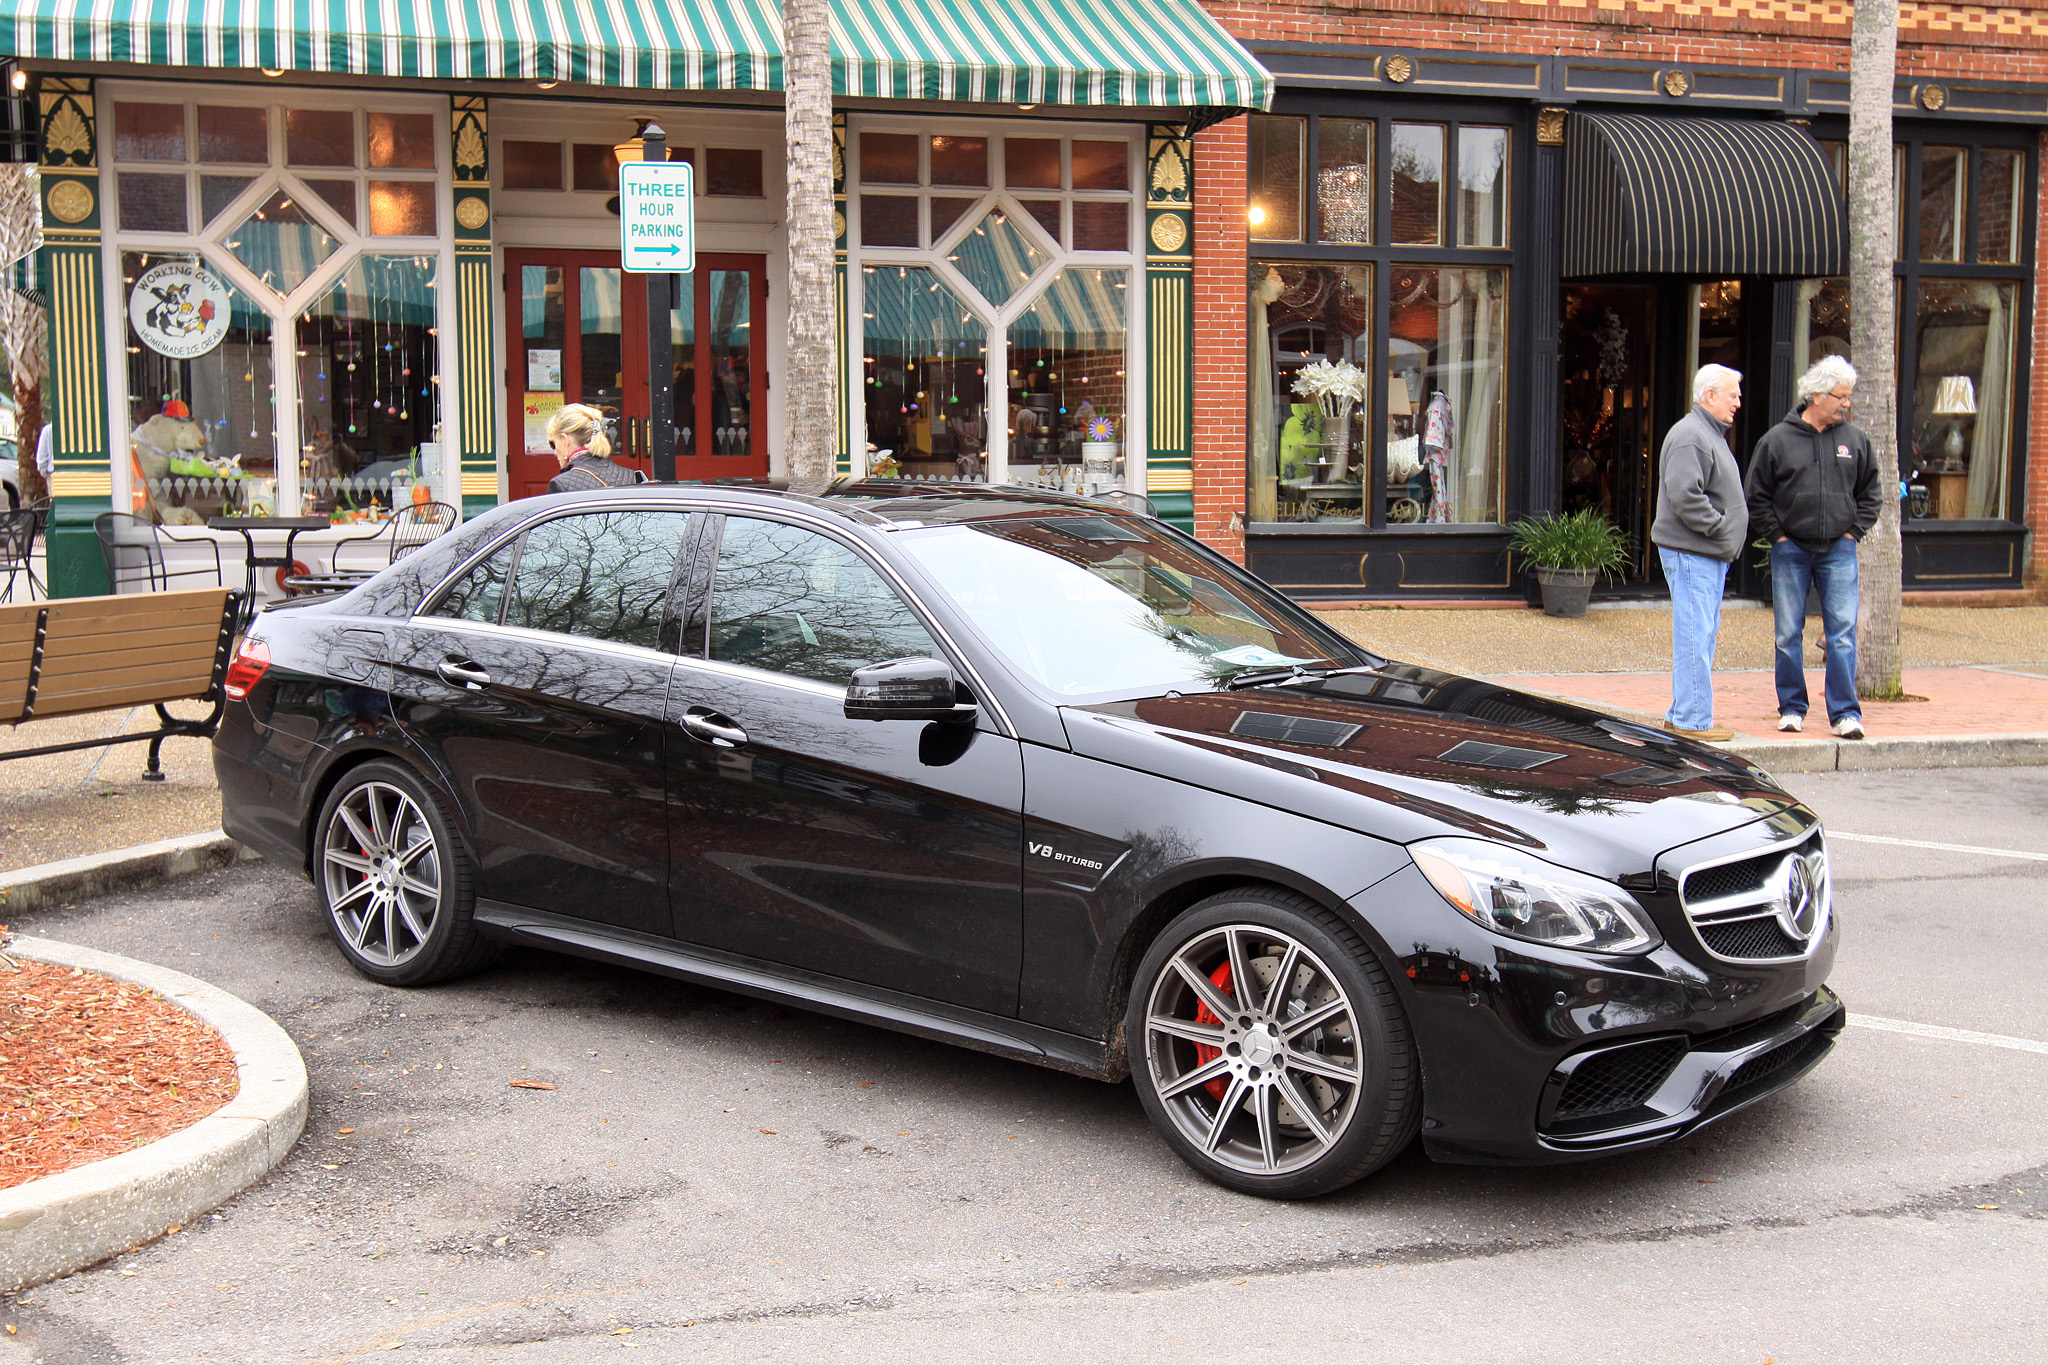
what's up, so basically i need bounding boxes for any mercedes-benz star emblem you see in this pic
[1776,851,1827,940]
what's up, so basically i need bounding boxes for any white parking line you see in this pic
[1848,1015,2048,1056]
[1829,831,2048,863]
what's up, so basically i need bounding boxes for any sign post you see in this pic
[619,125,694,482]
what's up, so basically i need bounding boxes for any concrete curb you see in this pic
[0,831,261,914]
[1491,679,2048,775]
[0,937,308,1292]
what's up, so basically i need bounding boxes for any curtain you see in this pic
[1440,268,1505,522]
[1247,267,1281,522]
[1966,281,2013,519]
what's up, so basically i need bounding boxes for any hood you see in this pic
[1061,663,1807,883]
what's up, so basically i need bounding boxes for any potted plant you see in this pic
[1506,508,1630,618]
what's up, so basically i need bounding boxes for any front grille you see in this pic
[1699,917,1806,960]
[1683,855,1773,903]
[1553,1038,1687,1122]
[1724,1028,1832,1096]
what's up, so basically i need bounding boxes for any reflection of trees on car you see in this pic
[709,517,939,685]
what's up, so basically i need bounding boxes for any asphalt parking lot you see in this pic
[4,766,2046,1363]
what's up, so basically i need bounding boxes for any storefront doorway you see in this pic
[504,249,769,498]
[1558,277,1774,595]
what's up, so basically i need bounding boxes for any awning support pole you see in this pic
[642,123,678,483]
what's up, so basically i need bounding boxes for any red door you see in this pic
[505,251,769,499]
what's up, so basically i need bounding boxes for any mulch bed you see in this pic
[0,937,241,1190]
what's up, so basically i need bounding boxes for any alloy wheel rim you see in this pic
[321,781,443,967]
[1143,924,1364,1176]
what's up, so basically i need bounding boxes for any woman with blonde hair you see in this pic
[544,403,646,492]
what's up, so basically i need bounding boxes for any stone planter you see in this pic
[1534,566,1598,618]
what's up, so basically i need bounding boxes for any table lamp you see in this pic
[1931,375,1975,471]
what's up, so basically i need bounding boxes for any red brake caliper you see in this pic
[1191,962,1234,1101]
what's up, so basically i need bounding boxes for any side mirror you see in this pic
[845,656,978,724]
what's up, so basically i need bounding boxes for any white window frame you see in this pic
[100,82,456,523]
[846,114,1145,488]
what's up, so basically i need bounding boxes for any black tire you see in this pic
[1126,888,1421,1199]
[312,759,498,986]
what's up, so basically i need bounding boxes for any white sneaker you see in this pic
[1831,715,1865,739]
[1777,713,1804,733]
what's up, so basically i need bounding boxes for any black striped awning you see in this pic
[1562,112,1847,279]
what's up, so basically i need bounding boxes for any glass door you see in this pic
[504,251,768,499]
[1559,282,1658,581]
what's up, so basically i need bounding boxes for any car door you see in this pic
[388,507,695,937]
[664,512,1024,1016]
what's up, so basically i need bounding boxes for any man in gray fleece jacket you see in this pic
[1650,364,1749,740]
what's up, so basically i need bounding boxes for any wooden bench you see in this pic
[1,587,243,780]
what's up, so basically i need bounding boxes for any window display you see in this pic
[106,89,447,527]
[1910,280,2015,521]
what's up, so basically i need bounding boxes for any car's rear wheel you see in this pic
[1127,889,1421,1198]
[314,760,496,986]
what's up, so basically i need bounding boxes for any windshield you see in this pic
[896,515,1364,697]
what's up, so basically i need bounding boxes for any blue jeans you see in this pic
[1660,546,1730,730]
[1770,536,1861,724]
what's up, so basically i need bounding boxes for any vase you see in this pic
[1081,441,1119,493]
[1321,409,1354,481]
[1534,566,1598,618]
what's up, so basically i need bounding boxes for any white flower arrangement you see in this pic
[1291,359,1370,420]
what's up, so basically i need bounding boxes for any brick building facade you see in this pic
[1188,2,2048,599]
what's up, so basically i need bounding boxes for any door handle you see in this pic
[436,658,492,690]
[680,706,747,748]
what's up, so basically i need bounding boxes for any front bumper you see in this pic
[1533,985,1845,1154]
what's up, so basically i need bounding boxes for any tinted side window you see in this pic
[708,517,938,684]
[501,511,692,649]
[428,538,517,624]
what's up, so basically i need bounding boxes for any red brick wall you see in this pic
[1194,119,1250,562]
[2031,127,2048,584]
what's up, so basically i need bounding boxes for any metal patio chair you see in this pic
[93,510,225,595]
[0,506,45,603]
[286,501,459,594]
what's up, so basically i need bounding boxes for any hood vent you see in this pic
[1437,740,1565,771]
[1229,710,1363,749]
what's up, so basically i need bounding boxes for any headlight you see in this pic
[1409,837,1658,954]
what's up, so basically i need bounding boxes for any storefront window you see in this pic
[1247,115,1303,243]
[851,121,1139,488]
[1245,110,1514,528]
[861,266,987,477]
[123,250,278,524]
[1388,267,1506,524]
[106,89,449,524]
[1248,264,1370,523]
[297,256,441,516]
[1910,280,2015,521]
[1978,149,2023,264]
[1007,269,1127,494]
[1918,147,1966,262]
[1390,124,1444,246]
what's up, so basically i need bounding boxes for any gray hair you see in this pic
[1692,364,1743,405]
[1796,354,1858,403]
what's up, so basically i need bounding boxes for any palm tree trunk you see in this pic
[1850,0,1902,699]
[1,163,48,506]
[782,0,837,494]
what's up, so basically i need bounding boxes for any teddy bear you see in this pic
[130,400,217,526]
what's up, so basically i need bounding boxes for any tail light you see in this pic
[223,636,271,700]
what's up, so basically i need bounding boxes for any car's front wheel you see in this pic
[1127,889,1421,1198]
[314,760,497,986]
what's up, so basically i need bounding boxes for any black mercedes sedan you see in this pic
[214,482,1842,1198]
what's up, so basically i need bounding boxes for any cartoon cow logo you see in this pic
[128,262,232,360]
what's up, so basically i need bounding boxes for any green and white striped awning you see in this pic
[3,0,1270,110]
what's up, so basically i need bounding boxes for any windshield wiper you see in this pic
[1223,663,1382,690]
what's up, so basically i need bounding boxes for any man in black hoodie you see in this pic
[1744,355,1881,739]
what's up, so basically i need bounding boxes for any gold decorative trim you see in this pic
[1149,213,1188,253]
[460,470,498,496]
[46,178,94,224]
[455,195,490,230]
[50,469,114,498]
[453,95,488,182]
[1384,55,1415,84]
[832,208,848,240]
[41,90,93,167]
[1147,126,1191,206]
[1920,83,1947,110]
[1146,467,1194,492]
[1662,69,1692,97]
[1537,108,1568,145]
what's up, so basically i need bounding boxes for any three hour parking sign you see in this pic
[618,161,696,273]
